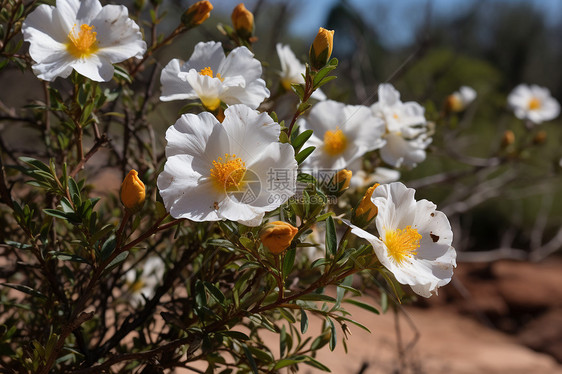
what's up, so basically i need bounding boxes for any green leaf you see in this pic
[327,318,336,351]
[273,356,307,370]
[100,236,116,261]
[300,309,309,334]
[314,75,338,89]
[342,299,379,315]
[101,251,128,275]
[203,281,226,304]
[43,209,69,221]
[50,252,89,264]
[339,316,371,333]
[220,330,249,341]
[325,216,337,256]
[242,344,259,374]
[303,356,331,372]
[291,83,305,101]
[19,157,51,173]
[291,129,313,152]
[297,293,336,303]
[295,146,316,165]
[282,247,296,278]
[1,283,46,299]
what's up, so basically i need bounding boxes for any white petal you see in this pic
[157,155,222,222]
[220,79,270,109]
[219,46,263,84]
[22,4,68,43]
[160,59,197,101]
[185,41,225,72]
[93,4,146,61]
[378,83,401,107]
[221,105,280,164]
[70,53,114,82]
[75,0,103,24]
[164,112,219,158]
[53,0,82,33]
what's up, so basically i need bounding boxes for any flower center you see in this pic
[130,279,145,293]
[323,127,348,156]
[384,226,421,265]
[66,24,98,58]
[199,66,223,81]
[210,153,246,191]
[528,97,541,110]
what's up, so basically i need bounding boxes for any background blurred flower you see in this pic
[446,86,477,112]
[22,0,146,82]
[507,84,560,124]
[276,43,326,100]
[347,182,456,298]
[301,100,386,171]
[372,83,432,168]
[160,41,269,110]
[125,256,165,307]
[157,105,296,226]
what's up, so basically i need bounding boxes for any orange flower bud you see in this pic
[501,130,515,148]
[353,184,379,225]
[445,94,463,113]
[260,221,298,255]
[182,1,213,28]
[120,169,146,211]
[231,3,254,38]
[309,27,334,71]
[332,169,352,193]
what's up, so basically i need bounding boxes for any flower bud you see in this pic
[182,1,213,28]
[501,130,515,148]
[445,94,463,113]
[309,27,334,71]
[120,169,146,211]
[260,221,299,255]
[231,3,254,38]
[533,130,547,145]
[352,184,379,226]
[330,169,352,195]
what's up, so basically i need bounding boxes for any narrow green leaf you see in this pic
[291,129,313,152]
[1,283,46,299]
[43,209,69,221]
[102,251,128,275]
[300,309,309,334]
[242,344,259,374]
[282,247,296,278]
[325,216,337,256]
[273,357,307,370]
[303,356,331,372]
[295,146,315,165]
[342,299,379,315]
[297,294,335,302]
[203,281,226,304]
[327,318,336,351]
[220,330,250,341]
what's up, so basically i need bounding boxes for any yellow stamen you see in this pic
[130,279,145,293]
[384,226,421,265]
[210,153,246,191]
[66,24,98,58]
[199,66,223,81]
[393,113,399,119]
[528,97,541,110]
[323,127,348,156]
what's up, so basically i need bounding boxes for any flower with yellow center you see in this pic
[300,100,385,171]
[445,86,476,113]
[508,84,560,124]
[124,257,165,307]
[371,83,431,168]
[346,182,456,298]
[158,104,297,226]
[160,41,270,110]
[22,0,146,82]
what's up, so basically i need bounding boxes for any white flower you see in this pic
[371,84,431,168]
[507,84,560,124]
[349,162,401,189]
[276,43,325,101]
[22,0,146,82]
[157,104,297,226]
[125,256,165,307]
[301,100,386,171]
[160,41,270,110]
[346,182,456,297]
[448,86,477,112]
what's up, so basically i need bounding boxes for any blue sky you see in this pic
[212,0,562,48]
